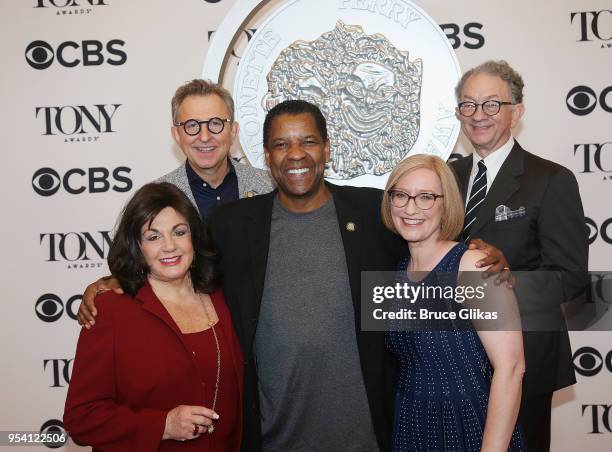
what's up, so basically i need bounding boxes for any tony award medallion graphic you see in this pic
[204,0,461,188]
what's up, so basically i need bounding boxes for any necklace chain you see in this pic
[200,294,220,435]
[207,320,221,434]
[158,292,221,435]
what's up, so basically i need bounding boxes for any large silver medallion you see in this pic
[207,0,461,188]
[263,21,422,180]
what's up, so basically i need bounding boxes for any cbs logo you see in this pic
[585,217,612,245]
[32,166,132,196]
[573,346,612,377]
[35,293,81,322]
[25,39,126,70]
[39,419,68,449]
[439,22,485,49]
[566,85,612,115]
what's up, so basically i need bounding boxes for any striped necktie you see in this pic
[463,160,487,242]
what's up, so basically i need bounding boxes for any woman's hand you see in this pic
[163,405,220,441]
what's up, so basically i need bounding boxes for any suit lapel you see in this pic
[468,142,524,239]
[452,155,472,202]
[177,164,198,207]
[241,192,275,351]
[328,183,362,314]
[234,161,247,199]
[137,282,200,368]
[210,290,243,399]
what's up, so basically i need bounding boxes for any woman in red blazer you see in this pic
[64,182,243,452]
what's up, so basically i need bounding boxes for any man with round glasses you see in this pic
[451,60,588,452]
[158,79,274,218]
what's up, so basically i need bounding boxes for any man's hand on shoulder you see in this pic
[78,276,122,329]
[468,238,514,288]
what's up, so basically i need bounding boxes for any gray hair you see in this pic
[455,60,524,104]
[171,79,235,123]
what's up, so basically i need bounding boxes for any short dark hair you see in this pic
[263,99,328,148]
[108,182,218,296]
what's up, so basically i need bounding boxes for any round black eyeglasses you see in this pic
[174,117,231,136]
[457,100,515,117]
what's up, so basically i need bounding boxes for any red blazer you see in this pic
[64,283,243,452]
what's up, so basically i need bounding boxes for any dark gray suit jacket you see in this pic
[451,140,588,395]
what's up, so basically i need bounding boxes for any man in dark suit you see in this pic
[450,60,588,452]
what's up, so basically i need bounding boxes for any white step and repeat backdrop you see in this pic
[0,0,610,450]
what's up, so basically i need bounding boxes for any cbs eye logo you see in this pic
[573,346,612,377]
[35,293,80,322]
[39,419,68,449]
[566,85,612,115]
[32,168,60,196]
[585,217,612,245]
[25,40,55,69]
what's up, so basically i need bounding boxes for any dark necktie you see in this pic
[463,160,487,242]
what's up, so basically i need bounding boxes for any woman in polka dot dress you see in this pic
[380,155,525,451]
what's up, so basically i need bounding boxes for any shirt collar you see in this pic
[185,158,235,186]
[470,135,514,184]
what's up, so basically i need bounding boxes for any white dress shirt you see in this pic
[465,136,515,208]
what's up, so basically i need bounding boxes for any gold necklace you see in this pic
[201,295,221,435]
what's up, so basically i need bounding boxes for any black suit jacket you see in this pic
[451,140,588,395]
[208,182,406,452]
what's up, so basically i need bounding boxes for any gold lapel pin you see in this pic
[245,191,255,198]
[346,222,356,232]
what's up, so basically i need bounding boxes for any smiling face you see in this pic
[139,207,194,284]
[456,72,524,158]
[264,112,331,212]
[390,168,444,246]
[171,94,238,182]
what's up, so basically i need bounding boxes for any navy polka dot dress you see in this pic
[385,243,525,451]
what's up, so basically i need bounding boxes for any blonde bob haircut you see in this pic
[381,154,464,241]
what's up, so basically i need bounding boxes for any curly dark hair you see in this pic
[263,99,328,148]
[108,182,218,296]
